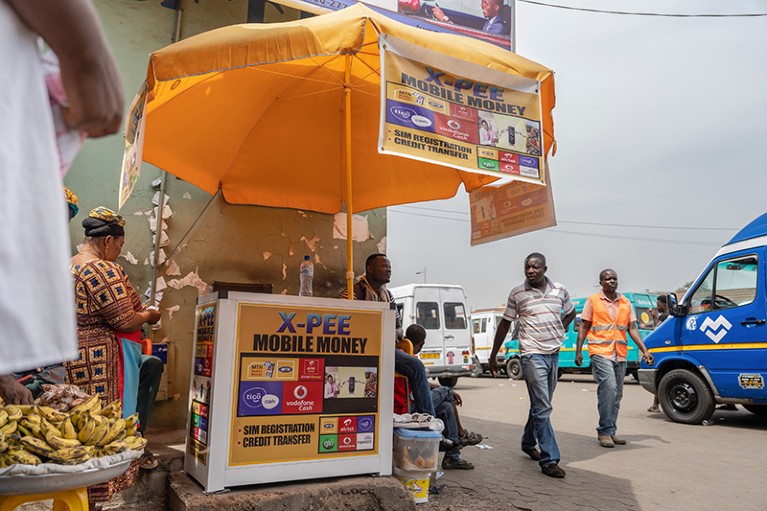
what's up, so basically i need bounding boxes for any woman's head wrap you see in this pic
[82,207,125,238]
[64,186,79,220]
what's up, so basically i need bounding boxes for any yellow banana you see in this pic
[17,425,33,438]
[47,446,91,464]
[60,418,78,440]
[41,418,62,439]
[101,418,126,445]
[127,436,148,451]
[21,413,41,426]
[69,394,100,415]
[46,431,82,450]
[99,400,122,418]
[20,435,54,457]
[16,405,35,414]
[37,406,68,423]
[19,418,42,439]
[4,405,22,421]
[86,423,110,447]
[102,439,130,455]
[0,410,8,428]
[77,415,95,444]
[0,432,7,453]
[124,413,139,437]
[7,449,42,466]
[0,420,17,435]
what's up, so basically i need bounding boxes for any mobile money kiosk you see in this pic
[185,291,395,492]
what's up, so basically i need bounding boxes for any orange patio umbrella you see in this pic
[142,4,556,296]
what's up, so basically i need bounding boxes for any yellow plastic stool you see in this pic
[0,487,88,511]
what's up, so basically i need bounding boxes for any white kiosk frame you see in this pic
[184,292,395,492]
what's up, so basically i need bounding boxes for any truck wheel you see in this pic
[438,376,458,387]
[506,358,523,380]
[743,404,767,417]
[658,369,716,425]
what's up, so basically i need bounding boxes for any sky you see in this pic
[387,0,767,310]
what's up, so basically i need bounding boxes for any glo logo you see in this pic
[482,161,495,169]
[319,434,338,453]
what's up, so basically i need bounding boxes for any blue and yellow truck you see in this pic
[501,292,659,380]
[639,213,767,424]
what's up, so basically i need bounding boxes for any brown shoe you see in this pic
[522,447,541,461]
[598,435,614,448]
[541,463,566,478]
[611,435,627,445]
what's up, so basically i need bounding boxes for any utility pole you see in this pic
[415,267,427,283]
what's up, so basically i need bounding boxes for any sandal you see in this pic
[441,456,474,470]
[139,449,159,470]
[459,430,483,447]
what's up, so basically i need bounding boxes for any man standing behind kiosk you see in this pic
[488,253,575,478]
[341,254,436,417]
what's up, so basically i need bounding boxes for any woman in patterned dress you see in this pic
[66,207,160,507]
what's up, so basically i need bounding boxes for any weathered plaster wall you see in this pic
[64,0,388,429]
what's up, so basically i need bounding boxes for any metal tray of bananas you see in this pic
[0,453,138,495]
[0,392,146,495]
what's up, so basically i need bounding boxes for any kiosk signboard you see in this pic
[184,293,394,492]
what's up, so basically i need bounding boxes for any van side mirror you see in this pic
[668,293,687,317]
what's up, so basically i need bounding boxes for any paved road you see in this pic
[420,373,767,511]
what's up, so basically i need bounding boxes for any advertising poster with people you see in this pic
[468,164,556,245]
[263,0,514,49]
[379,35,545,185]
[229,303,383,465]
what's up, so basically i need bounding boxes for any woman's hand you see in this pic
[145,308,161,325]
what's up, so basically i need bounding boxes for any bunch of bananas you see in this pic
[0,395,147,468]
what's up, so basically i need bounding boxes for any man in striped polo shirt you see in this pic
[489,253,575,478]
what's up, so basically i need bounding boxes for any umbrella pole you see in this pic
[344,54,354,300]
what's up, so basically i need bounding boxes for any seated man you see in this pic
[406,324,481,470]
[341,254,435,417]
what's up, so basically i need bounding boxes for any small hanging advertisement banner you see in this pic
[469,163,556,245]
[229,303,383,466]
[379,35,545,185]
[118,83,148,210]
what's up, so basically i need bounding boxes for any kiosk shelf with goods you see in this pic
[185,292,395,492]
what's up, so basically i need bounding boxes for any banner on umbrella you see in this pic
[118,83,148,210]
[379,35,544,185]
[260,0,514,50]
[468,164,556,246]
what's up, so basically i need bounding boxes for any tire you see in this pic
[658,369,716,424]
[506,358,523,380]
[557,368,564,380]
[743,404,767,417]
[438,376,458,387]
[629,369,639,381]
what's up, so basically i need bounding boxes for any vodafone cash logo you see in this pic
[447,119,461,130]
[293,385,308,400]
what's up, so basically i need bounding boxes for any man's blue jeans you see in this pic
[395,349,436,417]
[432,386,460,460]
[590,355,625,436]
[521,353,560,467]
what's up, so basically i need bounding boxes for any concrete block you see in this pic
[169,471,416,511]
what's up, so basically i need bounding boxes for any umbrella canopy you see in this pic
[143,3,555,214]
[142,4,556,294]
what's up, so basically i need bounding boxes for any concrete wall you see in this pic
[65,0,387,428]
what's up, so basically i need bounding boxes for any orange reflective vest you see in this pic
[586,294,631,360]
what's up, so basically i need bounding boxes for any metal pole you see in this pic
[344,54,354,299]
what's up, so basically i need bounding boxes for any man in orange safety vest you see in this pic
[575,269,653,448]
